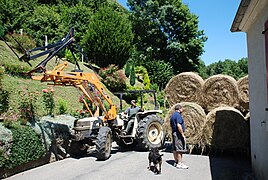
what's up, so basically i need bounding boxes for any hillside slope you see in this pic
[0,40,126,118]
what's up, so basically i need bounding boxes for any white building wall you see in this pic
[246,5,268,179]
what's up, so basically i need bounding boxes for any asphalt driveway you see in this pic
[5,143,254,180]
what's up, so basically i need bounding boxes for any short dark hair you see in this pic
[175,104,182,110]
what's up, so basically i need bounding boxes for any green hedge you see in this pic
[0,123,46,169]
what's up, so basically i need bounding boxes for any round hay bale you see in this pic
[203,106,249,151]
[164,72,204,107]
[163,102,206,152]
[237,75,249,111]
[202,74,239,112]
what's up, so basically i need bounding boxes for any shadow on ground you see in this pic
[164,142,256,180]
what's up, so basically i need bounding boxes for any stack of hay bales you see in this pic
[164,72,250,154]
[163,102,206,153]
[202,107,249,151]
[237,75,249,112]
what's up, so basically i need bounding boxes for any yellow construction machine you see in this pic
[3,28,165,160]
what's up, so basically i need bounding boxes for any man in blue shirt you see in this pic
[170,104,189,169]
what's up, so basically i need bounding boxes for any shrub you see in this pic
[64,49,80,65]
[99,64,127,92]
[150,83,159,91]
[57,98,68,115]
[0,68,9,113]
[4,123,46,169]
[5,33,36,53]
[0,150,7,168]
[0,89,9,113]
[0,23,4,37]
[0,123,12,168]
[143,73,151,90]
[1,63,31,77]
[135,66,151,89]
[42,88,55,117]
[18,89,38,124]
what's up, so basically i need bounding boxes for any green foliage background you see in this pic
[0,0,248,171]
[83,4,133,68]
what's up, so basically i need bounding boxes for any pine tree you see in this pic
[130,65,136,86]
[125,62,131,78]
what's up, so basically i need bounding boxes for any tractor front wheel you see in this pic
[95,126,112,160]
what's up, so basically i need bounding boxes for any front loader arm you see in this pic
[6,27,117,122]
[32,63,117,121]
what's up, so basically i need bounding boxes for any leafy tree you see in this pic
[128,0,207,73]
[204,58,248,79]
[22,5,65,46]
[237,57,248,76]
[130,65,136,86]
[60,3,93,44]
[196,60,208,79]
[0,0,37,33]
[144,60,174,90]
[82,4,134,68]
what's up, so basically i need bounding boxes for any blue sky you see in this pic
[117,0,247,65]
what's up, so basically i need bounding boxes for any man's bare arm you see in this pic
[177,123,185,138]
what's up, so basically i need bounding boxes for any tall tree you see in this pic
[60,3,93,44]
[130,65,136,86]
[22,5,64,46]
[128,0,207,73]
[144,60,174,90]
[125,61,131,78]
[82,4,134,68]
[0,0,37,33]
[205,58,248,80]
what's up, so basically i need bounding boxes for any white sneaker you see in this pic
[176,163,189,169]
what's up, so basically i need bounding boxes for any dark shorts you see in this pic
[172,132,187,153]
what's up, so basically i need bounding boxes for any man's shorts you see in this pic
[172,132,188,153]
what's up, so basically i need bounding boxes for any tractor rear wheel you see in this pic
[136,114,165,150]
[95,126,112,160]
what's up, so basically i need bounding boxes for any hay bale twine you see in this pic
[237,75,249,112]
[163,102,206,152]
[165,72,204,107]
[203,106,249,151]
[202,74,239,112]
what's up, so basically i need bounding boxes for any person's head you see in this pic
[175,104,183,113]
[131,100,136,107]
